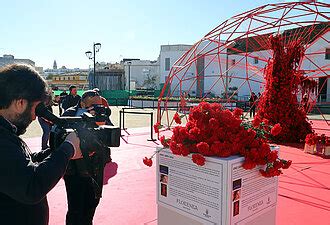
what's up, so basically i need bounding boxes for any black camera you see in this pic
[36,103,120,198]
[35,103,121,153]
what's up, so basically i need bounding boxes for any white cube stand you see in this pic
[156,147,279,225]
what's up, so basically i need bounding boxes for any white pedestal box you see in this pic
[156,147,279,225]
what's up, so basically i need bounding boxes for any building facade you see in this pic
[50,72,89,90]
[123,59,160,91]
[0,54,35,67]
[159,25,330,101]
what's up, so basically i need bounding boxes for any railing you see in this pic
[119,108,157,142]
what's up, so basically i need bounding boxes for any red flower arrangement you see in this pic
[305,133,330,146]
[254,35,312,142]
[144,102,291,177]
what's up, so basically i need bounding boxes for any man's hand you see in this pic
[65,132,83,160]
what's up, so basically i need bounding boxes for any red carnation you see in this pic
[282,160,292,169]
[153,122,161,133]
[196,142,212,156]
[233,108,243,117]
[252,117,261,127]
[192,154,206,166]
[262,119,269,126]
[143,157,153,167]
[160,135,170,148]
[242,159,257,170]
[271,123,282,136]
[173,112,182,124]
[305,133,317,145]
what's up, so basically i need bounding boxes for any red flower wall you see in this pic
[255,35,312,142]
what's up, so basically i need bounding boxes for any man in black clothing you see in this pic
[249,92,258,118]
[0,64,82,225]
[63,90,110,225]
[59,90,68,115]
[62,85,81,111]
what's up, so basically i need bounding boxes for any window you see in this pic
[326,48,330,60]
[254,57,259,64]
[165,58,170,71]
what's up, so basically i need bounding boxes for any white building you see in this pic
[123,59,160,91]
[159,23,329,101]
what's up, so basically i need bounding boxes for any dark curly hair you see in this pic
[0,64,48,109]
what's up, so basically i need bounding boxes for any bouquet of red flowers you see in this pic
[305,133,330,146]
[144,102,291,177]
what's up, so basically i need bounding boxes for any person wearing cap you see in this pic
[93,88,113,126]
[62,90,109,225]
[62,85,81,111]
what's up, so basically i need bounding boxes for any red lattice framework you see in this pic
[157,1,329,128]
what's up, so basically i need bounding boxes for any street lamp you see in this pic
[85,42,101,88]
[127,61,132,107]
[127,61,131,93]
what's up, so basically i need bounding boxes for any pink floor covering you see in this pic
[23,122,330,225]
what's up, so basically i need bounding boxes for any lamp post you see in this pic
[85,42,101,88]
[127,61,131,93]
[127,61,131,107]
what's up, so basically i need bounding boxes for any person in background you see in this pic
[62,90,110,225]
[93,88,109,108]
[59,90,68,115]
[93,88,113,126]
[37,90,54,150]
[62,85,81,111]
[301,93,309,112]
[249,92,258,118]
[0,64,82,225]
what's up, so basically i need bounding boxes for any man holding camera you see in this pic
[62,90,109,225]
[0,64,82,225]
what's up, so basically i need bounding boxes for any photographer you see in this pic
[0,64,82,225]
[62,90,109,225]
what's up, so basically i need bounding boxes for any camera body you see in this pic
[36,103,120,198]
[35,102,120,155]
[50,114,120,151]
[49,109,120,153]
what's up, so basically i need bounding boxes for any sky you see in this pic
[0,0,325,69]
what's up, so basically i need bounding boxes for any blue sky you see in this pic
[0,0,321,69]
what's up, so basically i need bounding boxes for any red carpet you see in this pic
[23,121,329,225]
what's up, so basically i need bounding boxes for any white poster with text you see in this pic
[157,149,223,224]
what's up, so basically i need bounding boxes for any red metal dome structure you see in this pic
[157,1,329,128]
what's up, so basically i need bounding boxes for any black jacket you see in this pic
[62,94,81,111]
[0,116,74,225]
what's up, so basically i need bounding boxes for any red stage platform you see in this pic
[24,124,330,225]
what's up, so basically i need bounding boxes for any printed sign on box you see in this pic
[157,147,278,225]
